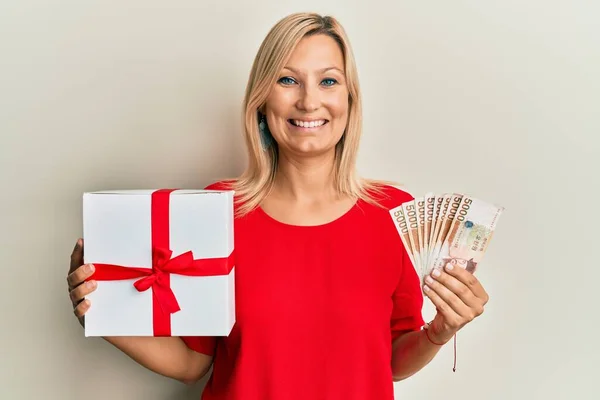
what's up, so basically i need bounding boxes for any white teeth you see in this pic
[293,120,325,128]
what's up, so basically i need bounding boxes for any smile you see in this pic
[288,119,328,129]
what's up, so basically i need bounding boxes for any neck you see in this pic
[272,150,338,202]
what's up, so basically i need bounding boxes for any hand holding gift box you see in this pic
[82,189,235,337]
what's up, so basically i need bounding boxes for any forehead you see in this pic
[285,34,344,71]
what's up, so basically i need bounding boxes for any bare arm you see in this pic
[391,328,444,381]
[67,239,213,385]
[103,336,213,384]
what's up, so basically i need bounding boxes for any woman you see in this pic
[66,12,489,400]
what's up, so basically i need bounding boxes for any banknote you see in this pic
[424,194,446,274]
[427,194,455,274]
[390,205,416,269]
[402,200,422,275]
[430,195,469,272]
[430,193,463,274]
[433,196,504,274]
[430,195,445,252]
[424,193,435,272]
[415,197,426,273]
[430,194,450,255]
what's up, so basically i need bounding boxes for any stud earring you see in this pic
[258,114,274,150]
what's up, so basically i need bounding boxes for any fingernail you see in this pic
[423,285,430,292]
[432,268,441,277]
[85,264,94,273]
[88,280,96,288]
[425,276,434,285]
[445,263,454,271]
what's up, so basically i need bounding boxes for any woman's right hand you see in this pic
[67,239,97,326]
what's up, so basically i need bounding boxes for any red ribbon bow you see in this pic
[88,189,234,336]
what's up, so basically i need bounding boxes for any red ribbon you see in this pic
[88,189,234,336]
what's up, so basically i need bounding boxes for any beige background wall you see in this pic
[1,1,598,399]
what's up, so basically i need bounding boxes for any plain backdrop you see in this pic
[1,1,598,399]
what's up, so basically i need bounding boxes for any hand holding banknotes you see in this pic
[422,259,489,344]
[390,192,504,345]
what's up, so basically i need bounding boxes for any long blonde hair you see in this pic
[228,12,391,216]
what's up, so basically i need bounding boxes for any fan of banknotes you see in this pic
[390,193,504,281]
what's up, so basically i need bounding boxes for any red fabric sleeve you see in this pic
[180,336,218,356]
[390,243,425,341]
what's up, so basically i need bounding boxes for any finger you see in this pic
[67,263,95,289]
[443,260,488,301]
[430,268,480,308]
[69,238,84,274]
[69,280,97,304]
[73,298,91,319]
[422,284,461,325]
[424,273,473,319]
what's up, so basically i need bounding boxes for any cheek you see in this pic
[327,92,349,120]
[266,88,296,113]
[264,100,289,134]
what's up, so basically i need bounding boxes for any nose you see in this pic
[296,83,321,112]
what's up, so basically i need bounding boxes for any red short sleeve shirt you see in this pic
[182,182,425,400]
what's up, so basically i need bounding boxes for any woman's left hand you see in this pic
[423,258,489,344]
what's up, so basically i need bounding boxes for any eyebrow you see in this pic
[283,66,345,75]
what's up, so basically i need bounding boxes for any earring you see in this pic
[258,114,274,150]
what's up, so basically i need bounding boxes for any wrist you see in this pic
[424,322,454,345]
[423,322,460,373]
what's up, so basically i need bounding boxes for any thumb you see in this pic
[69,238,84,273]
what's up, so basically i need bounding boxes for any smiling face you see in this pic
[263,34,349,158]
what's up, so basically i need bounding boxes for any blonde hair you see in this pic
[228,12,391,216]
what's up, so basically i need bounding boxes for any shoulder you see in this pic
[203,179,251,218]
[203,179,239,210]
[203,179,236,191]
[353,183,414,235]
[365,183,414,211]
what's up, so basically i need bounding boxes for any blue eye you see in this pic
[321,78,337,86]
[278,77,296,85]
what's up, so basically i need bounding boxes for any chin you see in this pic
[285,140,338,157]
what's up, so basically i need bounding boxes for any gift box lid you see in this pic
[84,189,232,195]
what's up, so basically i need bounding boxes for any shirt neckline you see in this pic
[254,199,362,230]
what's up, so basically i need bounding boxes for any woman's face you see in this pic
[263,34,349,158]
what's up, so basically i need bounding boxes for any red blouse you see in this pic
[182,182,424,400]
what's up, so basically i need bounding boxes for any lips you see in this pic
[288,119,329,128]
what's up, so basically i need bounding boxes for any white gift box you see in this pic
[82,189,235,337]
